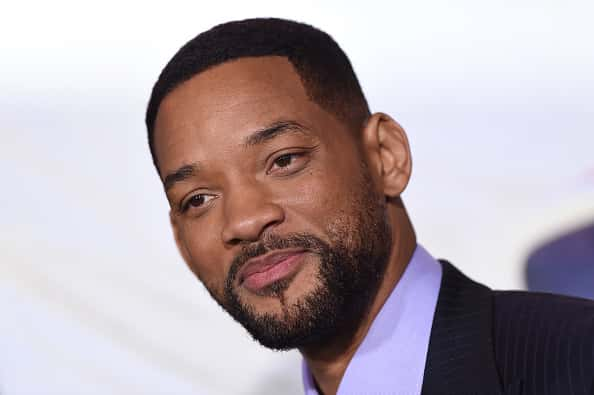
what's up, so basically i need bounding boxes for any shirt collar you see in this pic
[302,244,442,394]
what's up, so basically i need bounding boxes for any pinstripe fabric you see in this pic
[493,291,594,395]
[421,261,594,395]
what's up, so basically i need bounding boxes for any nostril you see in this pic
[227,237,243,246]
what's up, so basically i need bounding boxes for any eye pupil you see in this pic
[276,154,292,167]
[189,195,205,207]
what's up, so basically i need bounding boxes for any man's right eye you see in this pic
[181,194,216,213]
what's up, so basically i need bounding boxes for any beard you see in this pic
[207,167,393,350]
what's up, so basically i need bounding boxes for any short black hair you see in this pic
[146,17,371,172]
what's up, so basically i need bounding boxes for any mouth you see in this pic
[238,249,308,293]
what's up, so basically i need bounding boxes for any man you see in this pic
[145,18,594,395]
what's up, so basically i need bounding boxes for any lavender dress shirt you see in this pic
[301,244,443,395]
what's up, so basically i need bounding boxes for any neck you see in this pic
[300,204,416,395]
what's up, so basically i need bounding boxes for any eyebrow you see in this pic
[242,120,309,147]
[163,163,197,192]
[163,120,310,192]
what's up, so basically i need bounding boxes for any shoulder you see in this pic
[428,261,594,393]
[491,290,594,393]
[492,290,594,335]
[493,289,594,321]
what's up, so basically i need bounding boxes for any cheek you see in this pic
[179,220,229,297]
[280,163,362,237]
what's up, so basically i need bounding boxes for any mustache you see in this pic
[226,233,326,286]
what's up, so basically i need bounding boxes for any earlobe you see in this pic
[362,112,412,197]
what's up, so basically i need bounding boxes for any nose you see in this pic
[221,181,285,246]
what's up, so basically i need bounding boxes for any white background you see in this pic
[1,1,593,394]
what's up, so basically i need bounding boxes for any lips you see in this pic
[238,249,307,292]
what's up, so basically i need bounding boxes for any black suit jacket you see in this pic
[421,261,594,395]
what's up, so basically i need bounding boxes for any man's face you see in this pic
[153,56,392,349]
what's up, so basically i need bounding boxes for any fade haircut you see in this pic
[145,17,371,172]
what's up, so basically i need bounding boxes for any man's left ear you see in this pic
[362,112,412,197]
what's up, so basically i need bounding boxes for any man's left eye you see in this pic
[268,152,307,174]
[274,153,296,167]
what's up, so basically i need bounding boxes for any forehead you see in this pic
[153,56,337,176]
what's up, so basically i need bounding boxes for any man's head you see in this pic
[147,18,414,350]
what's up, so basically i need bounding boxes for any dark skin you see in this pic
[153,56,416,395]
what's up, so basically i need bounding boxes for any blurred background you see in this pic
[1,1,593,394]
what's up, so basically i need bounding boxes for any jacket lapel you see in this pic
[421,261,505,394]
